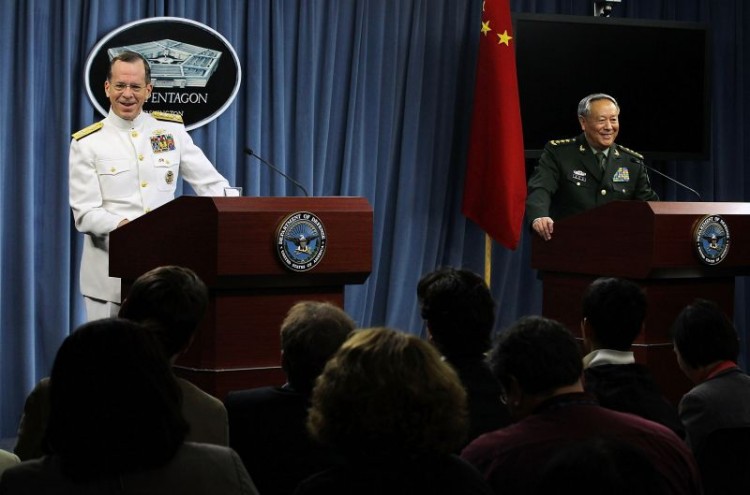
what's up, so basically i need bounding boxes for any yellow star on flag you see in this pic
[481,20,491,36]
[497,30,512,46]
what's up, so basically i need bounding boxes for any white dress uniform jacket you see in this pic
[69,110,230,303]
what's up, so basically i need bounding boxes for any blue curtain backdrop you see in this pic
[0,0,747,438]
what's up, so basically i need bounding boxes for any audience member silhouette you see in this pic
[226,301,355,495]
[672,299,750,451]
[294,327,493,495]
[417,267,511,445]
[14,265,227,461]
[461,316,701,495]
[0,318,257,494]
[532,437,669,495]
[581,277,683,437]
[119,265,228,445]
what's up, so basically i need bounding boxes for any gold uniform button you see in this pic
[138,154,144,161]
[110,167,116,173]
[131,131,138,138]
[144,208,151,213]
[601,190,607,196]
[141,181,148,188]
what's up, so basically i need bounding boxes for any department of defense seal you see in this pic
[276,211,327,272]
[694,214,730,265]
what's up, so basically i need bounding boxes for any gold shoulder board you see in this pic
[152,111,184,124]
[550,138,574,146]
[71,122,104,141]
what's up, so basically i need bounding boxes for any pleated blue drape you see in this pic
[0,0,748,438]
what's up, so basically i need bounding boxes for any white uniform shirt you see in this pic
[69,110,230,303]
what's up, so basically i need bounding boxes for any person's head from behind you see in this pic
[533,437,668,495]
[308,327,468,458]
[577,93,620,151]
[582,277,646,352]
[489,316,582,420]
[417,267,495,360]
[45,318,188,482]
[119,265,208,360]
[671,299,739,383]
[280,301,356,395]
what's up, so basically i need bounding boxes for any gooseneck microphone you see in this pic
[631,158,701,201]
[245,148,310,197]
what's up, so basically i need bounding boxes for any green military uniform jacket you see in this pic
[525,134,658,224]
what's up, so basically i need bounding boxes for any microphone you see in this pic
[245,148,310,197]
[630,157,701,200]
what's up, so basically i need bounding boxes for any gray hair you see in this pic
[578,93,619,117]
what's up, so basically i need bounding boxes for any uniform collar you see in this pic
[106,109,149,130]
[578,133,615,157]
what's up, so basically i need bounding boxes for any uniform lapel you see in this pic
[607,144,623,178]
[577,136,602,179]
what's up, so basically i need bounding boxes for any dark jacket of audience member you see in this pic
[461,316,701,495]
[119,265,228,444]
[417,267,510,445]
[14,265,227,461]
[295,327,493,495]
[0,319,257,494]
[225,301,355,495]
[672,299,750,454]
[581,277,683,437]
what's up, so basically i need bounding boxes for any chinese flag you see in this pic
[462,0,526,250]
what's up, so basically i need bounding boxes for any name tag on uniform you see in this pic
[571,170,587,182]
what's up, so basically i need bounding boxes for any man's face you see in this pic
[104,60,153,121]
[579,99,619,151]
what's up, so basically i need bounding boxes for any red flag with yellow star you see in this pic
[462,0,526,250]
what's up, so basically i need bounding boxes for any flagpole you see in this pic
[484,233,492,288]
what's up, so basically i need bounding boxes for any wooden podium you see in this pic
[110,196,372,400]
[532,201,750,404]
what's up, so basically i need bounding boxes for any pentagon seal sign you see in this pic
[84,17,241,131]
[276,211,327,272]
[694,214,730,265]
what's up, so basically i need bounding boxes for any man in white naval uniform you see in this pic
[69,51,230,321]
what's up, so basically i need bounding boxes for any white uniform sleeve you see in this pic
[69,138,125,236]
[176,127,230,196]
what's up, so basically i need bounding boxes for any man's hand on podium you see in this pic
[532,217,554,241]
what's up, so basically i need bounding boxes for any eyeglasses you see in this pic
[111,83,148,94]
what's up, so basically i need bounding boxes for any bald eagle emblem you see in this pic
[694,215,730,265]
[276,211,327,272]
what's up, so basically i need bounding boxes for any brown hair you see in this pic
[308,327,468,457]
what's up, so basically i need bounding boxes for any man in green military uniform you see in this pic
[526,93,658,241]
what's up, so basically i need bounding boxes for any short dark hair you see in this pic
[671,299,739,368]
[119,265,208,358]
[308,327,468,456]
[489,316,582,395]
[108,50,151,83]
[45,318,187,482]
[280,301,355,395]
[417,267,495,358]
[582,278,646,350]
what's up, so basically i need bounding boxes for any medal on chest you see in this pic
[150,131,176,153]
